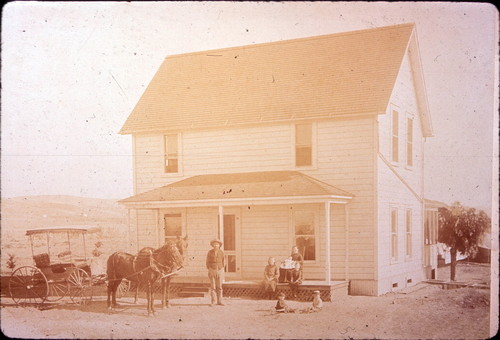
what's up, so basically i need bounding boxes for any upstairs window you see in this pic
[391,208,398,261]
[164,134,179,173]
[295,123,312,167]
[406,117,414,167]
[392,110,399,163]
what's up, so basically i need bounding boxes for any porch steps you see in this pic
[176,283,210,298]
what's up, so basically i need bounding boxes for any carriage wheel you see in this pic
[46,280,69,302]
[117,279,131,299]
[68,268,92,305]
[9,266,49,306]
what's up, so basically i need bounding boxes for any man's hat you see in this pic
[278,292,286,298]
[313,290,320,294]
[210,239,223,246]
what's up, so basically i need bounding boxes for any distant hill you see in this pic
[0,195,129,274]
[1,195,127,232]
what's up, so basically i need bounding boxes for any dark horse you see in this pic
[106,237,186,315]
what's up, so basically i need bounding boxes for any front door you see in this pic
[218,209,241,279]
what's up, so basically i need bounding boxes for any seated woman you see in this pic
[263,257,279,299]
[289,262,303,298]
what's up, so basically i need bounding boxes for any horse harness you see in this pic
[131,248,172,278]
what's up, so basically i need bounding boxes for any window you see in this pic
[406,117,413,167]
[218,214,237,273]
[294,211,316,261]
[425,210,438,245]
[424,212,431,245]
[406,209,412,257]
[391,110,399,162]
[164,134,179,173]
[164,213,182,243]
[391,208,398,261]
[295,123,312,167]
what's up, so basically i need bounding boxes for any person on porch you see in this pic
[289,261,303,298]
[279,245,304,282]
[290,245,304,266]
[206,239,225,306]
[263,257,279,299]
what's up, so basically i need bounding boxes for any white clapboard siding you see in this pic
[305,116,377,281]
[136,209,157,249]
[375,50,426,295]
[240,205,291,279]
[182,207,218,277]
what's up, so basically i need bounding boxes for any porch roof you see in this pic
[120,171,353,208]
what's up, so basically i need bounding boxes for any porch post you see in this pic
[155,209,160,247]
[218,205,224,246]
[135,209,139,252]
[127,209,131,252]
[218,205,225,283]
[325,201,331,284]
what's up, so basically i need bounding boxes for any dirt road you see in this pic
[1,282,491,339]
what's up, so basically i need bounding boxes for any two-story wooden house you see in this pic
[118,23,433,296]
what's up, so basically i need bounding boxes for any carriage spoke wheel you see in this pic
[68,268,92,305]
[9,266,49,306]
[117,279,131,299]
[46,280,69,302]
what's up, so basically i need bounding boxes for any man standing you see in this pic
[206,239,225,306]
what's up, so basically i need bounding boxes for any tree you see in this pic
[438,202,491,281]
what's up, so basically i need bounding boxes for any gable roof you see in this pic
[120,171,353,207]
[424,198,449,209]
[120,23,430,135]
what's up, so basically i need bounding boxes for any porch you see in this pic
[169,277,349,302]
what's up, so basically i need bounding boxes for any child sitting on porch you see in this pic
[263,257,279,299]
[289,262,303,298]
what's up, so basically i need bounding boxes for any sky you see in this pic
[1,1,498,214]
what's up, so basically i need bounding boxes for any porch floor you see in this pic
[170,277,348,302]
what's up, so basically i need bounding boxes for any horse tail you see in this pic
[107,252,117,282]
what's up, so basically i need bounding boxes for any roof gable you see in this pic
[121,24,418,134]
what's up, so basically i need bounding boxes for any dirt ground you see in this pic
[0,263,494,340]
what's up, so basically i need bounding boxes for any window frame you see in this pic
[293,123,316,169]
[391,109,399,164]
[390,207,398,263]
[290,206,319,264]
[161,209,186,246]
[406,115,414,168]
[164,133,181,174]
[405,209,412,259]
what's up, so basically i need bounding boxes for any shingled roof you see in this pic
[120,24,426,135]
[120,171,353,206]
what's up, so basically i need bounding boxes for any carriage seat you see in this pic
[33,253,50,268]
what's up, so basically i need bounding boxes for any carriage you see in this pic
[8,226,97,306]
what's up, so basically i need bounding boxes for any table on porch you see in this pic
[278,258,296,283]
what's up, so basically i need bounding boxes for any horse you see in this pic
[106,239,185,315]
[130,235,188,308]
